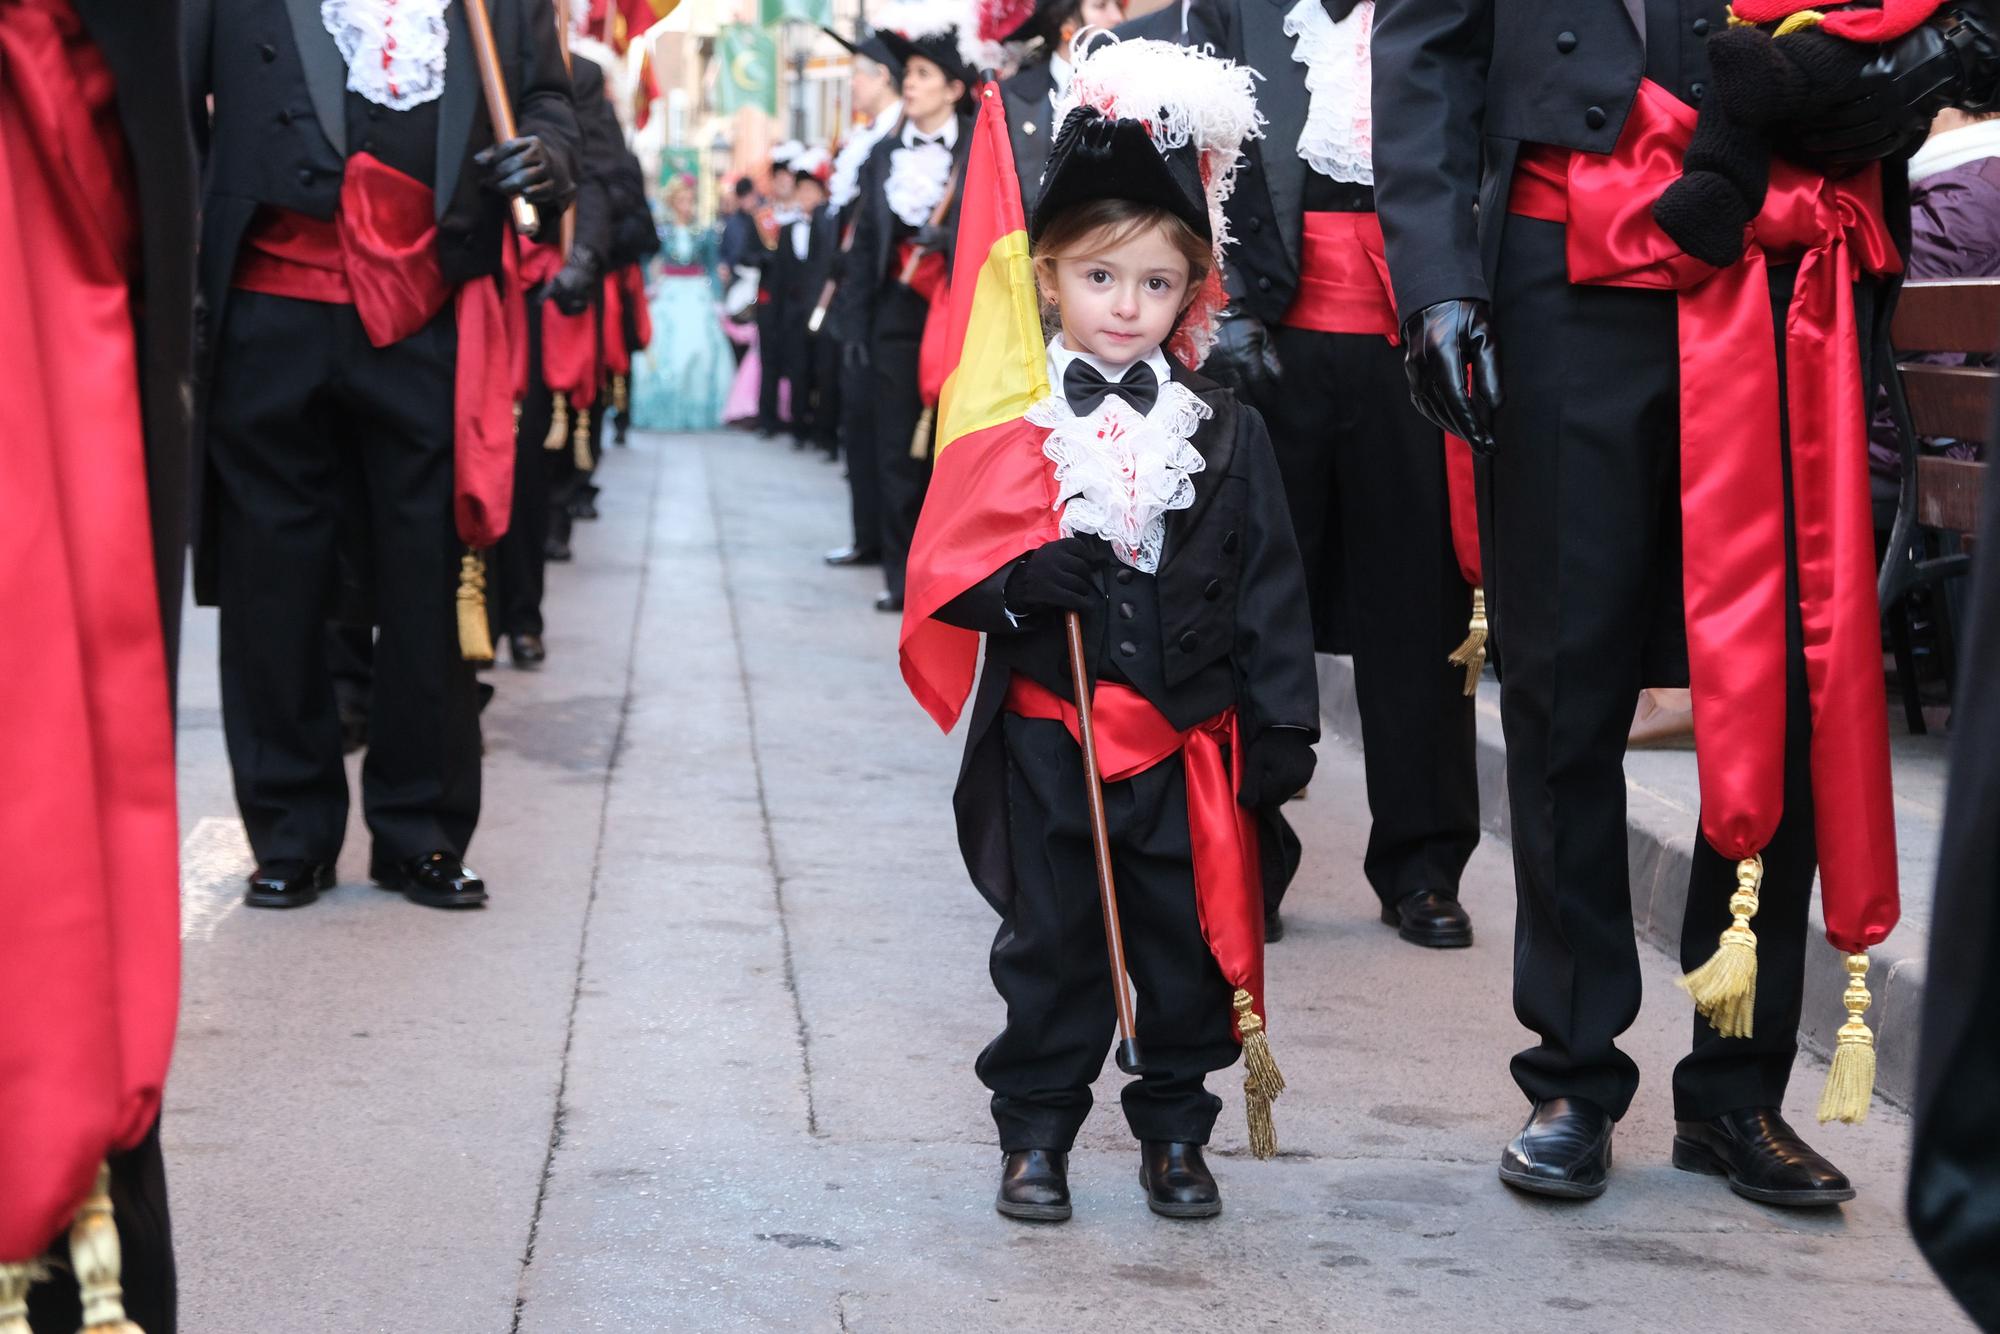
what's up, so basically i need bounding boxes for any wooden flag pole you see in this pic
[463,0,539,236]
[1065,611,1144,1075]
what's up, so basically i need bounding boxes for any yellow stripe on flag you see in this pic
[936,229,1048,455]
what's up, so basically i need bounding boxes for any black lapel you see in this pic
[1161,361,1238,567]
[436,0,479,218]
[283,0,347,156]
[1244,0,1305,259]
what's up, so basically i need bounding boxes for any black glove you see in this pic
[548,244,600,316]
[1237,728,1317,807]
[1401,299,1503,456]
[1001,537,1101,618]
[1791,7,2000,165]
[842,339,870,371]
[1201,310,1283,408]
[913,222,948,251]
[476,134,572,206]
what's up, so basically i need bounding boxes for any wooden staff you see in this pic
[1065,611,1144,1075]
[463,0,539,236]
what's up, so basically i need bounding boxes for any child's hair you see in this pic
[1031,198,1212,334]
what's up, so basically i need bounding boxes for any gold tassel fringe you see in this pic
[1817,952,1876,1124]
[0,1262,42,1334]
[572,404,593,471]
[1679,855,1762,1038]
[1233,989,1285,1161]
[1447,587,1489,695]
[612,374,628,414]
[545,393,569,451]
[909,405,935,461]
[69,1163,143,1332]
[457,551,495,665]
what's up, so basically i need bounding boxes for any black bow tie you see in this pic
[1064,358,1159,416]
[911,132,946,148]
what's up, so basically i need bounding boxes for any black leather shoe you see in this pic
[995,1149,1071,1222]
[543,536,573,563]
[244,861,336,909]
[1264,906,1285,943]
[1499,1098,1613,1200]
[824,546,881,567]
[569,496,600,521]
[1672,1107,1855,1207]
[371,851,488,909]
[510,633,546,668]
[874,591,904,613]
[1381,889,1474,949]
[1139,1141,1221,1219]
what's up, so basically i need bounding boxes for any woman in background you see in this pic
[632,174,738,432]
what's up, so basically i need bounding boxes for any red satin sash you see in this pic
[1508,79,1900,953]
[0,0,179,1260]
[1004,676,1267,1038]
[230,154,513,545]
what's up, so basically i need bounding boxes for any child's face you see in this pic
[1045,223,1194,367]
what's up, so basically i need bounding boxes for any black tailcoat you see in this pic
[826,112,974,346]
[999,57,1056,216]
[937,363,1319,915]
[1206,0,1312,326]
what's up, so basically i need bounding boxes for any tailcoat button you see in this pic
[1178,631,1199,653]
[1221,531,1240,554]
[1116,568,1134,585]
[1555,30,1577,53]
[258,42,277,61]
[1119,640,1138,657]
[1118,601,1136,620]
[296,167,315,185]
[1204,579,1222,601]
[1693,17,1711,35]
[1585,105,1608,130]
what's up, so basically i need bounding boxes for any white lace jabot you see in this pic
[323,0,452,112]
[884,130,953,228]
[1284,0,1372,186]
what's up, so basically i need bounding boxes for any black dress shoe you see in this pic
[1139,1141,1221,1219]
[1499,1097,1613,1200]
[823,545,882,567]
[1381,889,1474,949]
[543,536,573,563]
[996,1149,1071,1222]
[1673,1107,1855,1207]
[569,496,600,521]
[371,851,488,909]
[874,591,904,613]
[1264,906,1285,943]
[510,633,546,668]
[244,861,336,909]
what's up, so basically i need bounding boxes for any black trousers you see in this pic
[871,286,933,600]
[1491,217,1818,1122]
[493,295,554,638]
[839,345,883,553]
[805,327,840,454]
[756,296,785,432]
[26,1119,174,1333]
[207,291,482,866]
[977,715,1239,1151]
[1262,324,1480,908]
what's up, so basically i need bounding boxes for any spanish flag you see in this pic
[899,83,1060,730]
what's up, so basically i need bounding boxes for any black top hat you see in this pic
[1029,105,1208,245]
[820,25,908,82]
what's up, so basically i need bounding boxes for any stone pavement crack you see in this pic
[703,437,825,1140]
[510,440,668,1334]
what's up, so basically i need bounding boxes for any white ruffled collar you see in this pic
[830,103,901,211]
[1028,336,1209,573]
[323,0,452,112]
[1284,0,1372,186]
[884,133,954,228]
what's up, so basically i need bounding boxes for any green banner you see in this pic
[715,24,778,118]
[759,0,832,24]
[659,146,702,190]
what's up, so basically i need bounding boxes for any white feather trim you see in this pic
[871,0,991,70]
[1027,380,1211,573]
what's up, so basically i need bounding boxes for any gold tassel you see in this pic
[1679,855,1762,1039]
[69,1163,143,1333]
[1447,587,1489,695]
[572,404,593,471]
[545,393,569,451]
[0,1262,42,1334]
[1817,952,1877,1124]
[456,551,495,665]
[909,404,935,461]
[612,374,628,413]
[1233,989,1285,1161]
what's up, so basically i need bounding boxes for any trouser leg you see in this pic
[840,352,882,552]
[871,293,930,600]
[493,298,551,638]
[757,301,782,431]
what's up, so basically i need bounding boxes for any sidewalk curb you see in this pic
[1317,654,1925,1109]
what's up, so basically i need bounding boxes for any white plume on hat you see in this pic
[1050,36,1264,258]
[770,138,807,165]
[790,145,833,179]
[869,0,996,72]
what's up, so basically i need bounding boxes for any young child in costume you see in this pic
[930,38,1319,1222]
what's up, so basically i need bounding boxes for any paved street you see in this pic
[165,431,1965,1333]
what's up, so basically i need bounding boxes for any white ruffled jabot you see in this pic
[322,0,451,112]
[1284,0,1373,186]
[1027,378,1211,574]
[884,140,953,228]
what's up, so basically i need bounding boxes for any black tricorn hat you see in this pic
[875,27,977,91]
[820,25,907,82]
[1029,105,1208,245]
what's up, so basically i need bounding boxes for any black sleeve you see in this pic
[569,69,622,261]
[1230,406,1320,740]
[1370,0,1494,323]
[934,560,1037,636]
[513,0,582,227]
[182,0,212,158]
[830,141,890,339]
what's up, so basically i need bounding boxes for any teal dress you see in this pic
[631,222,735,432]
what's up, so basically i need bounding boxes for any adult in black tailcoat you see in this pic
[186,0,579,910]
[1374,0,2000,1202]
[995,0,1128,211]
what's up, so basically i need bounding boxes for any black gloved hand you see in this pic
[476,134,572,206]
[1401,299,1503,455]
[548,245,600,316]
[1237,728,1317,807]
[1002,537,1101,618]
[842,339,870,371]
[1790,7,2000,165]
[1201,309,1283,409]
[913,223,948,251]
